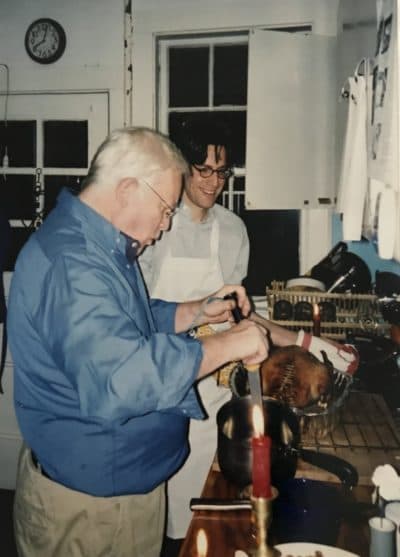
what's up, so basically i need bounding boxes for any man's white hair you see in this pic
[82,127,189,190]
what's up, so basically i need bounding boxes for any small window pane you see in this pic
[44,121,88,168]
[0,121,36,167]
[214,44,248,106]
[169,47,209,107]
[5,227,35,271]
[44,175,82,216]
[1,174,35,219]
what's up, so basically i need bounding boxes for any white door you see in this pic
[0,91,109,489]
[245,29,337,210]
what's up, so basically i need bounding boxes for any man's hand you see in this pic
[197,319,269,380]
[199,285,251,326]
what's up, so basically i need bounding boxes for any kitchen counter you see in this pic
[178,461,372,556]
[178,391,400,556]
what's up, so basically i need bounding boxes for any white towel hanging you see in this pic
[337,63,369,241]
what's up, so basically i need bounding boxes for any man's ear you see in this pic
[115,177,138,208]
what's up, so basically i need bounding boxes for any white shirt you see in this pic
[139,202,250,290]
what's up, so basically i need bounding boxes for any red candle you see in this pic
[251,405,272,498]
[312,303,321,337]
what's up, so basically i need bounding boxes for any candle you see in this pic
[251,405,272,498]
[196,528,208,557]
[312,303,321,337]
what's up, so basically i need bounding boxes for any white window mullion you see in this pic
[209,45,214,109]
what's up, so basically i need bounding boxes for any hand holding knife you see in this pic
[223,292,265,411]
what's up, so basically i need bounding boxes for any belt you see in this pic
[31,451,51,480]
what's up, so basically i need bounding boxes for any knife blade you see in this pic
[246,363,264,414]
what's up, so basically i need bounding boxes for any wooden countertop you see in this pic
[179,392,400,556]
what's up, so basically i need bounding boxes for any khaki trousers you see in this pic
[14,445,165,557]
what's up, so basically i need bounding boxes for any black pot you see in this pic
[310,242,371,293]
[216,396,358,489]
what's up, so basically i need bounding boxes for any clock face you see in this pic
[25,18,66,64]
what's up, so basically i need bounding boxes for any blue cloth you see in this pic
[7,189,204,496]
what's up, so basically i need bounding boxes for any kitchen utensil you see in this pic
[223,292,264,412]
[369,516,396,557]
[286,277,326,292]
[293,301,313,321]
[310,242,372,294]
[385,502,400,557]
[292,366,353,438]
[216,396,358,490]
[190,498,252,511]
[272,299,293,320]
[375,271,400,297]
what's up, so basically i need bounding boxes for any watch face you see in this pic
[25,18,66,64]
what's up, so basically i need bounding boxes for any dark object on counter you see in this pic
[379,299,400,325]
[348,333,400,417]
[293,300,313,321]
[319,301,336,322]
[310,241,372,293]
[216,395,358,489]
[375,271,400,297]
[375,271,400,325]
[272,478,343,545]
[272,299,293,320]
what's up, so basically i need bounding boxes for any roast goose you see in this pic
[261,345,334,408]
[230,345,334,409]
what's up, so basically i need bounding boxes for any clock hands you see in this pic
[34,25,49,49]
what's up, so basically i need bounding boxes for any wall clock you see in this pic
[25,18,66,64]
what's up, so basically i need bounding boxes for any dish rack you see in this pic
[266,281,389,340]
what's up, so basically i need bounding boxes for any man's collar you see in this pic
[120,232,140,263]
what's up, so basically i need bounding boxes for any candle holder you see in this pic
[250,487,281,557]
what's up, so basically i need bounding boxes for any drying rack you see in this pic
[298,391,400,486]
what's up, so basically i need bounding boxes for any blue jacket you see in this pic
[7,189,203,496]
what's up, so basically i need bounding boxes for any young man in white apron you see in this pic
[140,117,249,556]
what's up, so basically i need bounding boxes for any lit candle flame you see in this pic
[196,528,208,557]
[252,404,264,437]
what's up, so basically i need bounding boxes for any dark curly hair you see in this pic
[173,114,232,168]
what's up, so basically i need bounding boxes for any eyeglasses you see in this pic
[141,179,177,219]
[193,165,233,180]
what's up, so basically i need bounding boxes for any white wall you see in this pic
[0,0,127,488]
[0,0,126,130]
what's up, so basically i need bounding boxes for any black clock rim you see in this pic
[25,18,67,65]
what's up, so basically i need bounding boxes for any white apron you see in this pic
[151,212,231,539]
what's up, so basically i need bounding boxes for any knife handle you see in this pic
[223,292,243,324]
[246,363,260,373]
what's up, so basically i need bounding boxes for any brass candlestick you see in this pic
[250,487,281,557]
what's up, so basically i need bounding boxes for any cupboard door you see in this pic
[245,29,337,210]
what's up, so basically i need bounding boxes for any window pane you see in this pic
[0,121,36,167]
[44,174,81,216]
[169,47,209,107]
[5,227,35,271]
[1,174,36,219]
[43,121,88,168]
[214,44,248,106]
[168,110,246,166]
[243,210,299,295]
